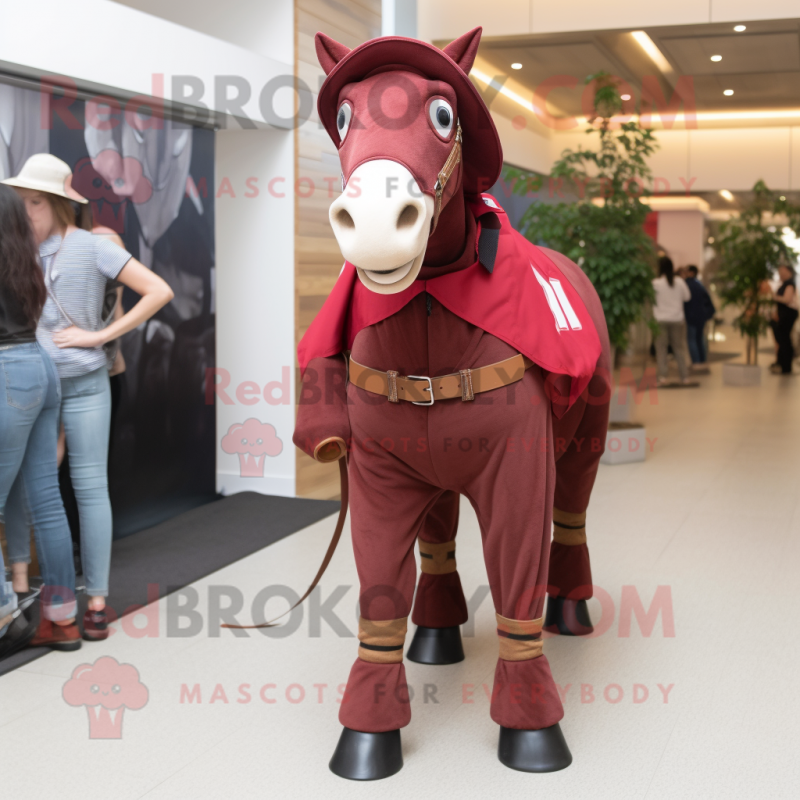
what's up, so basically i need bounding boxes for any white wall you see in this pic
[110,0,294,65]
[492,114,554,176]
[214,128,296,497]
[382,0,417,37]
[536,126,800,192]
[0,0,294,127]
[656,210,706,268]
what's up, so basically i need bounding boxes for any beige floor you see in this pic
[2,337,799,799]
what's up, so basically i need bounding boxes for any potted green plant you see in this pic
[505,72,657,362]
[505,73,657,462]
[715,180,800,386]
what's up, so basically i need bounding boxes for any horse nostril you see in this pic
[335,208,355,230]
[397,204,418,230]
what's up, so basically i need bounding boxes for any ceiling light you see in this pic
[710,55,722,62]
[719,190,735,202]
[621,94,632,101]
[511,63,522,70]
[631,31,674,77]
[723,89,734,96]
[734,25,746,32]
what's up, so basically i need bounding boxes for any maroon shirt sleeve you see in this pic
[293,355,350,460]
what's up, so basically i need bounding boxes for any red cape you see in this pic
[298,195,602,414]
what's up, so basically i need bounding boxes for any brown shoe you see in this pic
[29,618,82,651]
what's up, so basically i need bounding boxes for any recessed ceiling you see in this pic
[474,19,800,119]
[689,72,800,109]
[487,42,619,85]
[660,33,800,76]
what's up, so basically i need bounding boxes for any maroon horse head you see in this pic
[316,27,502,294]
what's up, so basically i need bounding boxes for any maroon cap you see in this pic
[316,28,503,195]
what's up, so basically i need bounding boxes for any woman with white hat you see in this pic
[2,154,174,642]
[0,182,79,650]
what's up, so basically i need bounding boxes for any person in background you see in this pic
[54,227,128,558]
[0,183,79,650]
[683,265,716,366]
[2,154,173,642]
[6,231,129,594]
[770,263,798,375]
[653,256,692,386]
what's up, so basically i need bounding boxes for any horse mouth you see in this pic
[355,249,427,295]
[361,258,416,285]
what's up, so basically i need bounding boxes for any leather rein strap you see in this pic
[349,353,533,405]
[222,457,349,629]
[430,122,462,235]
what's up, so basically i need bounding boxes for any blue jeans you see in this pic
[6,365,112,597]
[0,343,76,621]
[686,323,707,364]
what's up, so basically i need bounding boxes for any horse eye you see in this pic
[429,99,454,137]
[112,685,121,693]
[91,685,99,693]
[241,437,247,444]
[336,103,352,142]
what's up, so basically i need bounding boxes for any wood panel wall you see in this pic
[294,0,380,499]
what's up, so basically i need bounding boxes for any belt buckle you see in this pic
[407,375,434,406]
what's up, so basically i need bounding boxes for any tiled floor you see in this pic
[2,341,799,798]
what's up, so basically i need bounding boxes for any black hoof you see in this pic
[329,727,403,781]
[406,625,464,665]
[498,723,573,773]
[544,596,594,636]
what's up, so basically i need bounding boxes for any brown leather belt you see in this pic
[348,353,533,405]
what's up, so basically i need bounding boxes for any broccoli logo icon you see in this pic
[62,656,149,739]
[221,419,283,477]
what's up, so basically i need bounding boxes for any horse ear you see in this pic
[316,33,351,75]
[442,27,482,75]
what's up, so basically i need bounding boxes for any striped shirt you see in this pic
[37,229,132,378]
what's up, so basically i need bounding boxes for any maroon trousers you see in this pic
[296,258,610,734]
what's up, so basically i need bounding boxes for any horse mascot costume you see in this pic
[293,27,611,780]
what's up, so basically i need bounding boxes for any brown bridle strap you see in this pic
[430,122,462,235]
[222,456,349,629]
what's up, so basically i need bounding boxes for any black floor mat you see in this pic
[0,492,339,675]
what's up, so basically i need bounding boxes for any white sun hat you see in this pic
[1,153,87,204]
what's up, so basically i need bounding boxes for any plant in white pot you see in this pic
[715,181,800,386]
[505,73,657,462]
